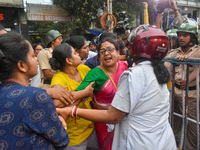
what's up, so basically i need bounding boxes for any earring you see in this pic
[22,68,26,72]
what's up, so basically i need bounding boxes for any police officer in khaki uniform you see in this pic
[37,30,63,89]
[165,18,200,150]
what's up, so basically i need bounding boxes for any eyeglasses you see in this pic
[99,47,115,55]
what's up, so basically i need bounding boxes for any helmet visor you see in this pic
[169,16,187,28]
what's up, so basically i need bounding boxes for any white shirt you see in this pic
[111,61,176,150]
[87,51,97,59]
[30,65,41,87]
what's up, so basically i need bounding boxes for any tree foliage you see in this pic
[52,0,143,33]
[28,21,73,43]
[28,0,153,43]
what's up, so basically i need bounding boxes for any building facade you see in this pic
[0,0,28,39]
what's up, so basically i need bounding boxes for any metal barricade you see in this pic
[163,56,200,150]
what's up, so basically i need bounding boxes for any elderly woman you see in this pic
[0,32,69,149]
[76,37,128,150]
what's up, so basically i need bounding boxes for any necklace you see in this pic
[100,65,117,90]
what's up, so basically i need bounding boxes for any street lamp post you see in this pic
[107,0,113,32]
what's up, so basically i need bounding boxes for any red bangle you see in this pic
[76,108,79,117]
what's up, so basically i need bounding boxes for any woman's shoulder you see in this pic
[78,64,91,70]
[129,61,152,76]
[118,60,128,67]
[27,86,48,96]
[82,67,105,80]
[26,86,52,104]
[37,48,51,57]
[53,71,66,77]
[89,66,102,74]
[117,60,128,72]
[78,65,102,73]
[0,83,49,103]
[77,65,92,76]
[0,82,45,94]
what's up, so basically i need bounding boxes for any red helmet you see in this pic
[128,25,170,60]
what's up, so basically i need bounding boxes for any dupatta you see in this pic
[93,61,127,110]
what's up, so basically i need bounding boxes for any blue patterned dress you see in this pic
[0,82,69,150]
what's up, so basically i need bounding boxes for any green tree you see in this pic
[52,0,143,33]
[28,21,73,43]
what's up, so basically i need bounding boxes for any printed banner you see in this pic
[26,3,73,22]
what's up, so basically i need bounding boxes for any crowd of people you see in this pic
[0,1,200,149]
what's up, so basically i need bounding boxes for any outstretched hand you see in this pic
[56,107,72,121]
[84,81,95,97]
[47,84,75,106]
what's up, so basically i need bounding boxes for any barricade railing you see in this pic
[163,56,200,150]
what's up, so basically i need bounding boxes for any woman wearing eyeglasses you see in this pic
[76,37,128,150]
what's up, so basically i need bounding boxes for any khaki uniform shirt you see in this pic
[166,45,200,98]
[37,48,57,89]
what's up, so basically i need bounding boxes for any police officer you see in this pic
[166,28,178,49]
[37,30,63,89]
[165,17,200,150]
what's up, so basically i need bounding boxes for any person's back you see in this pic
[0,32,69,149]
[112,61,175,150]
[0,83,69,149]
[111,25,176,150]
